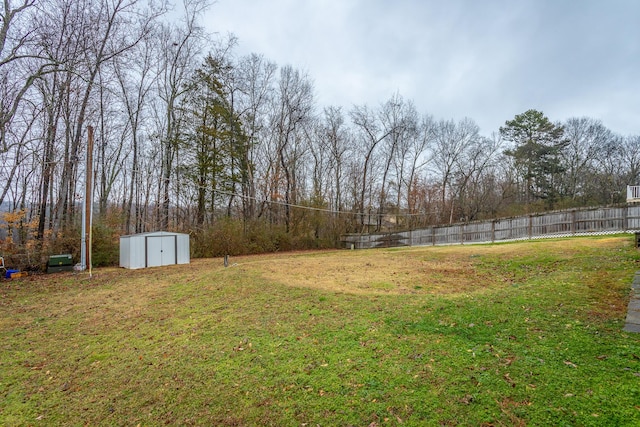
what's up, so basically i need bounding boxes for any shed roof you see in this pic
[120,231,189,239]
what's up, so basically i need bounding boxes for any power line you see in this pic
[211,187,437,217]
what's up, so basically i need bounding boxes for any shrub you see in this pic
[91,221,119,267]
[190,218,339,258]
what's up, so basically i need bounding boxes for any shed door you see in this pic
[146,235,177,267]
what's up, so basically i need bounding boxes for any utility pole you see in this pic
[81,126,94,275]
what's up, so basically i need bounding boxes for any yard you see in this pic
[1,236,640,426]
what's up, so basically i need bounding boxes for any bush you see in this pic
[190,218,338,258]
[191,218,245,258]
[91,221,119,267]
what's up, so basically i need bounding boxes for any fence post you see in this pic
[352,204,637,249]
[491,219,496,243]
[624,205,629,231]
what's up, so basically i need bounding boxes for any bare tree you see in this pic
[270,65,314,232]
[235,53,276,222]
[431,117,480,223]
[349,104,388,231]
[33,66,66,238]
[93,68,121,215]
[561,117,613,202]
[452,133,503,221]
[113,29,159,233]
[619,135,640,187]
[155,0,209,230]
[319,106,351,214]
[376,93,418,229]
[396,114,435,223]
[0,0,44,153]
[593,135,627,204]
[32,0,164,231]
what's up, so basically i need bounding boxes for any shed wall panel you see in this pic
[130,235,147,269]
[119,237,130,268]
[146,236,162,267]
[162,235,177,265]
[176,234,190,264]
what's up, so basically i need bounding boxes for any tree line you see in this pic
[1,0,639,266]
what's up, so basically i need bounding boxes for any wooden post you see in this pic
[624,205,629,231]
[491,219,496,243]
[85,126,94,275]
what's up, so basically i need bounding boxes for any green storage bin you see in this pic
[47,254,73,273]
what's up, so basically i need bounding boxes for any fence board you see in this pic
[342,204,640,249]
[462,222,494,243]
[628,206,640,230]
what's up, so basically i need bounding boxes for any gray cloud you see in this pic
[205,0,640,135]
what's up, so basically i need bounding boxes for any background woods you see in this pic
[1,0,639,268]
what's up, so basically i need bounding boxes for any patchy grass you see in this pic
[1,235,640,426]
[255,247,495,295]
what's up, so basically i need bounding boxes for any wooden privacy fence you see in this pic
[342,205,640,249]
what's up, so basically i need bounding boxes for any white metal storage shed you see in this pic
[120,231,190,269]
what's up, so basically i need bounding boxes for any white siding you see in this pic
[119,236,131,268]
[176,233,190,264]
[129,234,147,269]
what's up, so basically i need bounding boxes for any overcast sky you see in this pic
[204,0,640,136]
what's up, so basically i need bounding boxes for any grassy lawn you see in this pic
[1,235,640,426]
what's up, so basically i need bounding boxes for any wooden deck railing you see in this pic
[628,186,640,202]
